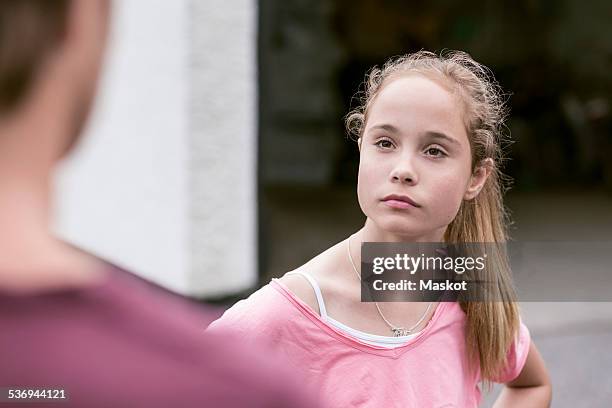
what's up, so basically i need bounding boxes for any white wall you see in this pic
[189,0,258,296]
[53,0,257,297]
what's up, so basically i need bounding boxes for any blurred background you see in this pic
[258,0,611,278]
[54,0,611,406]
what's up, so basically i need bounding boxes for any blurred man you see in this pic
[0,1,316,406]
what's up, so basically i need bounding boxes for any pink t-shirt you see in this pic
[208,279,531,408]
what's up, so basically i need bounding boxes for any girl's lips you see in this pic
[382,199,416,209]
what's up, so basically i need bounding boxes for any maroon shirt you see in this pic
[0,264,316,407]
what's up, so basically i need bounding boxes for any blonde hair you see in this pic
[345,50,519,385]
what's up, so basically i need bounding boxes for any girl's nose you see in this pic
[390,163,418,185]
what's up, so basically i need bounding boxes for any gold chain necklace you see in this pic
[347,234,432,337]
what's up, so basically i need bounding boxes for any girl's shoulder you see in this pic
[206,282,288,335]
[208,238,350,338]
[277,239,347,317]
[276,266,324,317]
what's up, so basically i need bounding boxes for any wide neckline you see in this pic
[325,315,420,347]
[271,278,449,358]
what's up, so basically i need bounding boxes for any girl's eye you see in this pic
[374,139,394,149]
[424,147,446,157]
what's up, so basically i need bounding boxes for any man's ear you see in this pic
[464,158,493,200]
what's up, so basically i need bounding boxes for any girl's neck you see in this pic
[343,219,446,284]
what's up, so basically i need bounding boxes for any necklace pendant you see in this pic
[392,327,411,337]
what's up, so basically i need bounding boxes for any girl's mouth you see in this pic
[381,194,421,209]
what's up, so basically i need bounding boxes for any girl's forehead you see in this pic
[366,75,468,137]
[373,75,459,111]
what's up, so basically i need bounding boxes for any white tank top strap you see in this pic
[285,271,328,318]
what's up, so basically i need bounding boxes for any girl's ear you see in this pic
[357,137,362,151]
[464,158,493,200]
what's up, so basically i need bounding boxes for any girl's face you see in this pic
[357,75,489,241]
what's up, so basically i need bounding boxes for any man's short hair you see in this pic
[0,0,70,114]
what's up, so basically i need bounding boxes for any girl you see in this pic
[208,51,551,407]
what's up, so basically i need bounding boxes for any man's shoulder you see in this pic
[0,266,316,407]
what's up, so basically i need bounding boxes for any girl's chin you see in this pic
[367,217,445,241]
[371,220,427,238]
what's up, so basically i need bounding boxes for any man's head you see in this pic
[0,0,110,156]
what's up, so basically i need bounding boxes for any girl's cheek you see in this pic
[357,172,375,205]
[358,159,385,187]
[431,160,471,191]
[439,179,468,219]
[357,163,384,213]
[444,176,466,197]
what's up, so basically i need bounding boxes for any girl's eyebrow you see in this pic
[423,131,461,147]
[369,123,461,147]
[369,123,400,134]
